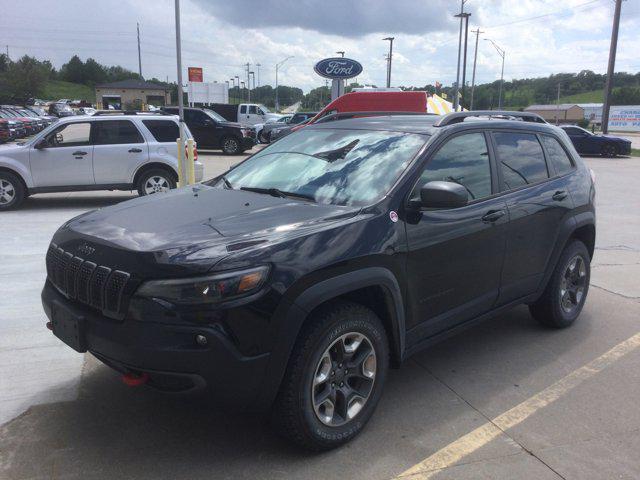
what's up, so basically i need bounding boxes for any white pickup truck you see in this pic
[208,103,282,126]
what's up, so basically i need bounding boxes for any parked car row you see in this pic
[0,106,58,143]
[259,111,319,143]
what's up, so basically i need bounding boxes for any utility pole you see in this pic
[245,63,251,102]
[137,22,143,78]
[458,13,471,109]
[556,82,561,125]
[383,37,394,88]
[453,0,467,111]
[470,28,483,110]
[174,0,186,185]
[602,0,622,134]
[485,38,505,109]
[275,55,293,112]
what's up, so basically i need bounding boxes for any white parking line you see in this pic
[394,332,640,479]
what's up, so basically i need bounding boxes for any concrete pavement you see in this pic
[1,151,639,479]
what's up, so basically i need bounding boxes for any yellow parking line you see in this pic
[395,332,640,479]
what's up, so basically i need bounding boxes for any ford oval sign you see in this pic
[314,58,363,80]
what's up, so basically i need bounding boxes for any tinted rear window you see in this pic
[493,132,549,190]
[143,120,179,142]
[94,120,143,145]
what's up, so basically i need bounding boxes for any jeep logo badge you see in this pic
[77,243,95,256]
[314,58,363,80]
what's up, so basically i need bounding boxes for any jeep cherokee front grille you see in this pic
[46,243,131,316]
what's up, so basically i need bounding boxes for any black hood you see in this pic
[57,185,358,274]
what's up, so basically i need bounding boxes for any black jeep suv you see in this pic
[42,111,595,450]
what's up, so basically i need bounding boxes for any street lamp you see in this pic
[383,37,394,88]
[234,75,240,103]
[225,80,230,103]
[275,55,294,112]
[241,81,245,101]
[455,12,471,109]
[230,77,235,103]
[484,38,505,109]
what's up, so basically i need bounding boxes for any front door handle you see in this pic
[552,190,568,201]
[72,151,87,156]
[482,210,506,223]
[128,148,142,153]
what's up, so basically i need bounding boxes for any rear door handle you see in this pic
[72,151,87,156]
[482,210,506,223]
[552,190,568,201]
[128,148,142,153]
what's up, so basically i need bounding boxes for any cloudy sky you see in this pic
[1,0,639,92]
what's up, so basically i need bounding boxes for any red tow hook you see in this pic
[122,372,149,387]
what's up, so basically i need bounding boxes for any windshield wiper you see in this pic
[240,186,316,202]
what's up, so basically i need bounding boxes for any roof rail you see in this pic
[93,110,171,116]
[434,110,547,127]
[315,111,433,124]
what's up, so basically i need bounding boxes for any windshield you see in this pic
[203,108,226,122]
[56,104,73,112]
[218,128,427,206]
[258,104,271,114]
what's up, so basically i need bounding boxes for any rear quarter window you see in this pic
[142,120,179,143]
[541,135,575,176]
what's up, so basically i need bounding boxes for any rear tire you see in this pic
[136,168,176,196]
[0,171,26,211]
[272,301,389,451]
[529,240,590,328]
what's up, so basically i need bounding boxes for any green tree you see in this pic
[60,55,85,83]
[4,55,49,100]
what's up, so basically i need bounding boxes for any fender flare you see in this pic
[250,267,406,411]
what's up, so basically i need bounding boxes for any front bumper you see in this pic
[620,142,632,156]
[240,136,256,151]
[42,281,271,408]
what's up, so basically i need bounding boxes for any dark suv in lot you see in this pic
[42,111,595,450]
[162,106,256,154]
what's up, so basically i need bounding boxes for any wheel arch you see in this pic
[132,162,178,187]
[0,166,29,192]
[250,268,406,411]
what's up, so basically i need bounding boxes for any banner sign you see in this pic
[608,106,640,132]
[314,58,363,79]
[188,67,203,83]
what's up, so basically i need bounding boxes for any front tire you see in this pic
[601,143,618,157]
[258,130,269,143]
[136,168,176,196]
[529,240,590,328]
[222,136,241,155]
[0,171,26,211]
[272,301,389,451]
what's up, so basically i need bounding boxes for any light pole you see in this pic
[249,71,255,102]
[241,81,245,101]
[173,0,187,185]
[275,55,294,112]
[453,0,468,111]
[225,80,230,103]
[485,38,505,109]
[234,75,239,103]
[245,63,251,101]
[470,28,483,110]
[602,0,622,134]
[455,12,471,109]
[229,78,235,103]
[255,63,261,87]
[383,37,394,88]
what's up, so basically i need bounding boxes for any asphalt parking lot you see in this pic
[1,149,639,480]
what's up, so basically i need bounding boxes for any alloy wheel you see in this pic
[559,254,587,314]
[224,138,239,153]
[311,332,377,427]
[0,179,16,205]
[144,176,170,194]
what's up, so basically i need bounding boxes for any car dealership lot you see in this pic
[1,151,639,479]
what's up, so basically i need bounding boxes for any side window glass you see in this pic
[248,105,258,114]
[46,122,91,147]
[142,120,179,143]
[414,132,492,201]
[94,120,143,145]
[240,105,247,114]
[541,135,575,176]
[494,132,549,190]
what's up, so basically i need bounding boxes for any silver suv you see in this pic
[0,113,204,210]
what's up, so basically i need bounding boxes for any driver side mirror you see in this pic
[417,181,468,209]
[203,118,214,126]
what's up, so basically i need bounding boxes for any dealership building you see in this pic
[95,79,171,110]
[524,104,585,124]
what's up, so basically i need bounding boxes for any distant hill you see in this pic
[42,80,95,102]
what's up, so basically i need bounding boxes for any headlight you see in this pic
[135,266,269,305]
[241,128,253,138]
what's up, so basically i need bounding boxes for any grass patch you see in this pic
[42,80,95,102]
[559,90,603,104]
[631,148,640,157]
